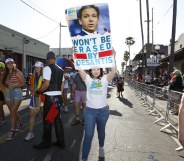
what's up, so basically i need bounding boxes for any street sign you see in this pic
[147,58,159,66]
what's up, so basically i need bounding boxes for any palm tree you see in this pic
[123,51,130,70]
[125,37,135,66]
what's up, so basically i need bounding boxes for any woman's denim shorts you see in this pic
[6,88,23,101]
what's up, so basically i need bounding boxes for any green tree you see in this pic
[125,37,135,65]
[123,51,130,70]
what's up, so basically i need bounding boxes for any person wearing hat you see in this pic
[169,69,183,115]
[0,62,6,126]
[25,61,44,141]
[33,52,65,149]
[2,58,26,140]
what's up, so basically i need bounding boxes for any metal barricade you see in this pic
[129,80,183,151]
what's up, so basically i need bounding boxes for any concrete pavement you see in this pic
[0,84,184,161]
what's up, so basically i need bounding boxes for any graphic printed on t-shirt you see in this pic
[89,81,102,95]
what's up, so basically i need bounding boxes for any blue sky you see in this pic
[0,0,183,70]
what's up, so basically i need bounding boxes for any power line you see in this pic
[155,4,173,27]
[36,24,59,40]
[19,0,59,24]
[26,0,49,15]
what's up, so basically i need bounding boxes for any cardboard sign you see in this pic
[65,3,115,70]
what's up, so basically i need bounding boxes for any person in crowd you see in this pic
[71,72,86,125]
[136,73,142,82]
[144,73,152,85]
[25,61,44,141]
[69,68,77,104]
[62,67,70,112]
[116,76,124,97]
[33,51,65,149]
[78,50,116,161]
[2,58,25,140]
[169,69,183,115]
[0,62,6,126]
[178,93,184,147]
[153,77,161,86]
[75,5,100,36]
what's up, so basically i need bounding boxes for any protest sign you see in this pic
[65,3,115,70]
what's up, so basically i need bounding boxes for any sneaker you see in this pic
[6,130,15,141]
[63,107,68,112]
[15,122,23,132]
[99,147,105,157]
[25,132,34,141]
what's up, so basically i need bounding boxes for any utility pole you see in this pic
[146,0,150,74]
[59,22,61,56]
[152,8,154,52]
[169,0,177,76]
[138,0,145,76]
[59,22,67,56]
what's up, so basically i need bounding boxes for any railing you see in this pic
[129,80,183,151]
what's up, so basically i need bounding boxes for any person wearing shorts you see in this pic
[25,61,44,141]
[71,72,86,125]
[2,58,25,141]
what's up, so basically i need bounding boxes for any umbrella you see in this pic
[56,57,74,68]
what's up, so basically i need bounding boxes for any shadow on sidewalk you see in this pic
[117,97,133,108]
[109,110,122,116]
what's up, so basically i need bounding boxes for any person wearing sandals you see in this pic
[2,58,25,140]
[78,50,116,161]
[0,62,6,127]
[25,61,44,141]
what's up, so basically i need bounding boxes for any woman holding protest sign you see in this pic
[67,3,115,160]
[78,49,116,161]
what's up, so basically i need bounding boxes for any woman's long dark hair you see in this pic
[88,68,103,79]
[2,63,17,85]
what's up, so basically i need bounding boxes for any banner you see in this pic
[65,3,115,70]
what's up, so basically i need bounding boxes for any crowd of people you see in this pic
[0,52,184,159]
[134,71,184,88]
[0,49,117,161]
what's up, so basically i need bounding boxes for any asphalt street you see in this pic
[0,84,183,161]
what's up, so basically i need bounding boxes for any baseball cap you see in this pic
[5,58,14,64]
[0,62,5,68]
[34,61,44,68]
[46,51,55,60]
[173,69,182,75]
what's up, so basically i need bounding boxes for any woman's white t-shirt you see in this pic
[85,74,109,109]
